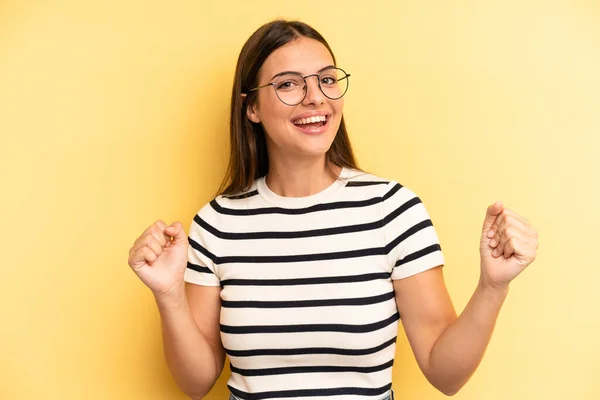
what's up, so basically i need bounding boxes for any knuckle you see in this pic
[140,234,152,246]
[151,238,162,250]
[146,247,157,261]
[149,226,163,241]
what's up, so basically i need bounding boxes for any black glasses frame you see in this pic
[245,67,351,106]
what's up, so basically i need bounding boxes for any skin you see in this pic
[128,36,539,398]
[393,201,538,395]
[246,37,344,197]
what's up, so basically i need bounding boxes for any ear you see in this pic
[246,100,261,124]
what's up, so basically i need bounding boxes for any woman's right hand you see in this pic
[128,220,189,297]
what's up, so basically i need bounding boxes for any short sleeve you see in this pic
[382,181,445,280]
[184,210,221,287]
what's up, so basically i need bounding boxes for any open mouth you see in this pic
[291,115,329,129]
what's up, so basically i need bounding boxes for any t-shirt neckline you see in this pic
[257,167,350,208]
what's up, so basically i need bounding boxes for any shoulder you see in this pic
[343,167,389,186]
[191,180,261,225]
[343,168,419,202]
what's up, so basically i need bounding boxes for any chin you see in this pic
[300,142,335,157]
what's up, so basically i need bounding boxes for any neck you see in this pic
[265,155,342,198]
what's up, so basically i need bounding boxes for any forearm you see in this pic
[154,291,220,399]
[427,279,509,395]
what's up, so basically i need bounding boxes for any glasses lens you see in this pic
[274,73,306,105]
[319,68,349,100]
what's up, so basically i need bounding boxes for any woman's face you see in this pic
[246,37,344,162]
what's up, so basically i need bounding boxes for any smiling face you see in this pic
[246,37,344,164]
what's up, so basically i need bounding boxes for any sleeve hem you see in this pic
[184,268,221,286]
[391,252,445,280]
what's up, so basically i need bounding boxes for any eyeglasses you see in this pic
[245,67,350,106]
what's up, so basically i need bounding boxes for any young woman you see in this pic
[127,20,539,400]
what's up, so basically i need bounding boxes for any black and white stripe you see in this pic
[184,168,445,399]
[228,382,393,400]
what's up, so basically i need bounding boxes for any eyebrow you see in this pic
[270,65,336,81]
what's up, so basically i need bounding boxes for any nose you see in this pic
[301,74,325,105]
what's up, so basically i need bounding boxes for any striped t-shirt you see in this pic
[184,167,445,400]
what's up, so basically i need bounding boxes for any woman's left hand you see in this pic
[479,201,539,289]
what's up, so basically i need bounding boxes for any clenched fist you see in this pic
[128,220,188,296]
[479,201,539,290]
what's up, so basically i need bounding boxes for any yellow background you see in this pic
[1,0,599,399]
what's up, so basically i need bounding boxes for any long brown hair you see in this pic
[218,19,359,196]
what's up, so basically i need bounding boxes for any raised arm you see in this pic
[393,202,538,395]
[128,220,225,399]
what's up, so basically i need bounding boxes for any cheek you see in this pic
[257,97,293,131]
[331,99,344,130]
[333,98,344,114]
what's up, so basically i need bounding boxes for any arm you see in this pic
[128,218,226,399]
[394,266,507,396]
[394,202,538,396]
[155,283,225,400]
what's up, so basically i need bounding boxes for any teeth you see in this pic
[293,115,327,125]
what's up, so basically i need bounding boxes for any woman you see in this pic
[127,20,539,400]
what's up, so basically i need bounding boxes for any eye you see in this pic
[276,75,304,91]
[320,75,337,85]
[276,80,296,90]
